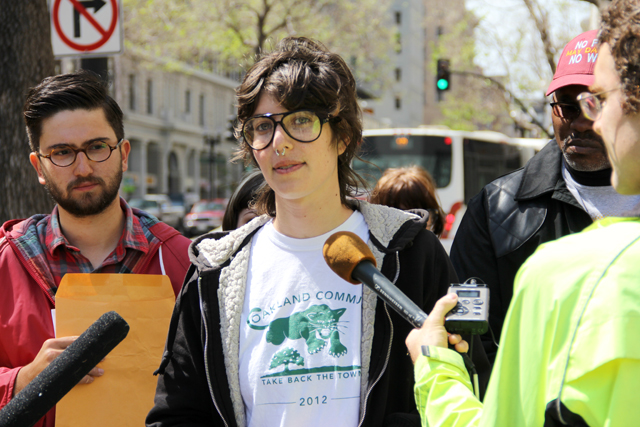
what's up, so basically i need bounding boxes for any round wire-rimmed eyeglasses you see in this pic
[577,86,622,121]
[242,110,340,150]
[36,139,124,167]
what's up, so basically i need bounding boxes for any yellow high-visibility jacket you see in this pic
[415,217,640,427]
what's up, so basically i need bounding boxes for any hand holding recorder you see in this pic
[323,231,488,333]
[405,294,469,363]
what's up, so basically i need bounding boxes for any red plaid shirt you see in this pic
[12,199,160,299]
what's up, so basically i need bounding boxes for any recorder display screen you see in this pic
[457,290,480,297]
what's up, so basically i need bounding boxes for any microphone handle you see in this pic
[352,261,428,329]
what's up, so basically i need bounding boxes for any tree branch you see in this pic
[225,18,255,50]
[262,0,309,37]
[522,0,557,74]
[452,70,552,138]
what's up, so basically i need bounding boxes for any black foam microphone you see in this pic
[0,311,130,427]
[323,231,428,328]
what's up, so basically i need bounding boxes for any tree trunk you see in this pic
[0,0,55,224]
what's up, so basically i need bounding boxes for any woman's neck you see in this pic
[272,194,354,239]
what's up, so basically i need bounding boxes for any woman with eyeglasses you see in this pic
[147,37,460,427]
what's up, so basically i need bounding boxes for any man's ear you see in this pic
[120,139,131,172]
[29,152,47,185]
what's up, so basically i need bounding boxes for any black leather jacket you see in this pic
[450,141,592,363]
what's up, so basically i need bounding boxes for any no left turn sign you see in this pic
[50,0,123,57]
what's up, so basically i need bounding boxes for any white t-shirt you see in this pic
[239,211,369,427]
[563,165,640,220]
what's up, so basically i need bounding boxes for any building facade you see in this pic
[362,0,427,128]
[112,51,244,201]
[362,0,517,135]
[362,0,475,129]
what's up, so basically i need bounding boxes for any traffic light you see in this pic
[436,59,451,92]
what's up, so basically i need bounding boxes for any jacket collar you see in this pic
[189,200,429,270]
[356,200,428,253]
[515,140,565,201]
[191,214,270,270]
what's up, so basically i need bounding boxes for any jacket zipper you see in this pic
[358,304,394,427]
[199,277,230,427]
[357,251,401,427]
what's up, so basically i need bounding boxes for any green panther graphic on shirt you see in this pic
[250,304,348,357]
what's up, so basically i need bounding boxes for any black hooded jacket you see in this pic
[147,202,489,427]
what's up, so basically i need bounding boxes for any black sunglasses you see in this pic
[550,102,582,120]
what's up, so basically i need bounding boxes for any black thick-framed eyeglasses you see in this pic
[550,102,582,120]
[37,139,124,167]
[242,110,340,150]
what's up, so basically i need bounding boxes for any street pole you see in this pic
[208,136,214,200]
[207,135,219,200]
[80,57,109,81]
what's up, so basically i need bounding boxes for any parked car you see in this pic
[128,194,185,230]
[183,199,228,237]
[169,192,200,216]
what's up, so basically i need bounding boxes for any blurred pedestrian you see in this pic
[222,170,265,231]
[450,29,640,364]
[407,2,640,425]
[370,166,445,237]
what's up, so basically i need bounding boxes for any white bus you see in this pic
[353,128,548,252]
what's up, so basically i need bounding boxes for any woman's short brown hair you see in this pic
[599,0,640,114]
[234,37,364,216]
[369,166,445,237]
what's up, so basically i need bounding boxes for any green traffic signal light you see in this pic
[436,59,451,93]
[437,78,449,91]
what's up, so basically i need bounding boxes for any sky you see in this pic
[464,0,597,97]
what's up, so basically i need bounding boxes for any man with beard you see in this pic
[449,30,640,364]
[0,71,191,427]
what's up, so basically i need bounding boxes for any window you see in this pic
[185,90,191,114]
[395,11,401,24]
[146,79,153,114]
[395,67,402,82]
[395,96,402,110]
[128,74,136,111]
[394,31,402,54]
[199,94,205,126]
[352,135,453,189]
[463,139,522,203]
[424,28,429,58]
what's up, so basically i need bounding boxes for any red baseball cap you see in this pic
[546,30,599,96]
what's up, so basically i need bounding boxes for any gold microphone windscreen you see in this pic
[323,231,377,285]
